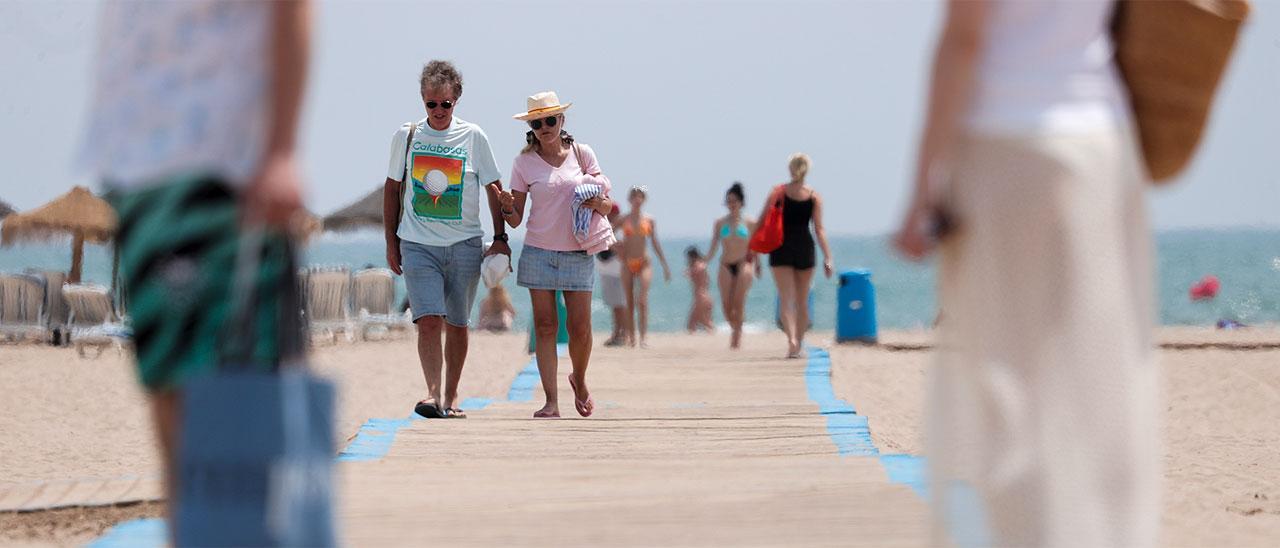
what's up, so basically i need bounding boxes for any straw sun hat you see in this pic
[512,91,572,121]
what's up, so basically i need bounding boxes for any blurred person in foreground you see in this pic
[84,0,313,531]
[894,1,1158,546]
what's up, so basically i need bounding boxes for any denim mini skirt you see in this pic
[516,245,595,292]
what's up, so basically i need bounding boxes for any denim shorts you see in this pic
[517,245,595,292]
[401,237,482,327]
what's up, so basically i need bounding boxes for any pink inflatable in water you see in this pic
[1189,275,1220,301]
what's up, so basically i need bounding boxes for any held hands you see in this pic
[497,190,516,213]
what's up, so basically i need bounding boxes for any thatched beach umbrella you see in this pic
[323,186,385,232]
[1,186,117,284]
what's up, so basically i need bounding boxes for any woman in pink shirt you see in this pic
[499,91,612,419]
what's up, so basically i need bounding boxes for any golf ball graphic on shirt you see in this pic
[424,169,449,196]
[410,152,466,220]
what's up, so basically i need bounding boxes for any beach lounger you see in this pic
[303,267,353,344]
[0,273,50,343]
[27,270,68,343]
[63,283,130,358]
[351,268,408,341]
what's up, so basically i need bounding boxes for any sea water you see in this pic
[3,229,1277,333]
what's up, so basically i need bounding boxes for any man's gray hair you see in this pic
[420,60,463,98]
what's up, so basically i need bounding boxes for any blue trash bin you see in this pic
[837,269,877,344]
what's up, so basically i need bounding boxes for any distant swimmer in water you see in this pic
[706,182,759,349]
[616,186,671,348]
[685,246,715,333]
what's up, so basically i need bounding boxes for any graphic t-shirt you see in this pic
[386,117,501,247]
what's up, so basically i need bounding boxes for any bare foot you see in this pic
[533,404,560,418]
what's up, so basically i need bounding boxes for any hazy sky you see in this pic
[2,0,1277,238]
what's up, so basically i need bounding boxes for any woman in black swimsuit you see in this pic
[706,182,759,349]
[759,153,833,358]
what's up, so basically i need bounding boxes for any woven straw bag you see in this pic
[1112,0,1251,183]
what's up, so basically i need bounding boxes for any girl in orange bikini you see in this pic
[616,186,671,348]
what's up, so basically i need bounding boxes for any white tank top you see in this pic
[966,0,1130,135]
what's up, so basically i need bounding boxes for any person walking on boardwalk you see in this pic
[87,0,312,536]
[617,186,672,348]
[705,182,760,349]
[383,60,510,419]
[894,1,1160,545]
[497,91,614,418]
[757,154,834,359]
[597,204,629,346]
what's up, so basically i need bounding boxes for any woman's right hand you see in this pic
[386,241,402,275]
[498,190,515,211]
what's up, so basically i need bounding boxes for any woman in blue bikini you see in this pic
[706,182,759,349]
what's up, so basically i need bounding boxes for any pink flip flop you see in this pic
[567,374,594,418]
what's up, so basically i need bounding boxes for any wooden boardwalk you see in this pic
[336,336,928,546]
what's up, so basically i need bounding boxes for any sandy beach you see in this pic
[1,327,1277,545]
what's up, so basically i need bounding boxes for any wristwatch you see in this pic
[493,233,509,243]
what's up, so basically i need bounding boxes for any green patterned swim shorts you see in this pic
[108,175,299,391]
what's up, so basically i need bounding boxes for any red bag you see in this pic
[749,185,785,254]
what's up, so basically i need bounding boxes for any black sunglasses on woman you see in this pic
[528,116,558,130]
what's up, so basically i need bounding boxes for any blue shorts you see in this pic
[517,245,595,292]
[401,237,482,327]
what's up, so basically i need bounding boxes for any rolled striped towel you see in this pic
[571,183,603,244]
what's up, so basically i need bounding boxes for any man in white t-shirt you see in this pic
[382,60,510,419]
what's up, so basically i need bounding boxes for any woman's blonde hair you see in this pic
[788,153,811,183]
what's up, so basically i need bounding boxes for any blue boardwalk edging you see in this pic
[88,347,553,546]
[86,517,165,548]
[804,346,928,498]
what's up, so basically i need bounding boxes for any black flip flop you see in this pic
[414,401,445,419]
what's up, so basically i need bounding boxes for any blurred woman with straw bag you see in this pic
[894,1,1248,546]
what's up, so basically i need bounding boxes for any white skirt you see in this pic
[929,129,1160,548]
